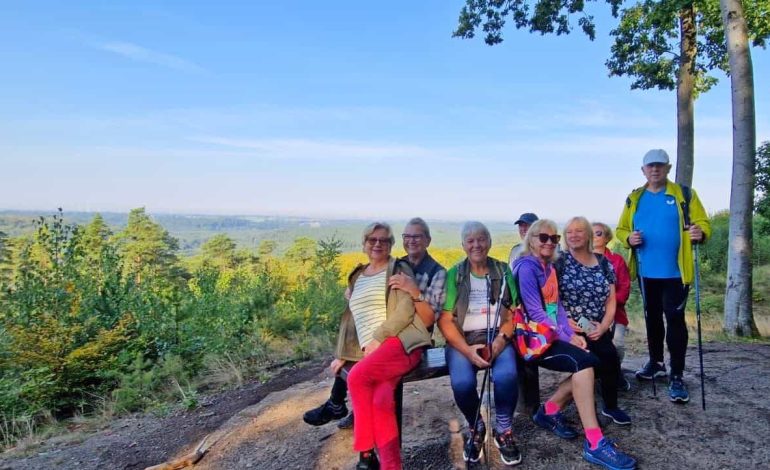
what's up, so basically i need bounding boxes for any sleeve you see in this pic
[517,263,560,334]
[616,194,635,249]
[690,189,712,241]
[428,268,447,317]
[613,255,631,305]
[442,266,458,313]
[373,286,416,342]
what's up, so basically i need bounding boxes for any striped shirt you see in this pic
[349,269,387,348]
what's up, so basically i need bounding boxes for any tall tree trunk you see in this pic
[721,0,758,337]
[676,5,696,187]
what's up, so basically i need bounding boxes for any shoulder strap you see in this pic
[595,253,613,280]
[680,184,692,228]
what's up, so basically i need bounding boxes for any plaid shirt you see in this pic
[403,253,447,320]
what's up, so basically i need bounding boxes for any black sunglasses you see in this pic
[537,233,561,244]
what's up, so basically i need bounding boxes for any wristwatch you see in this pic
[413,292,426,303]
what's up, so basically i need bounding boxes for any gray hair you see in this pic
[361,221,395,246]
[406,217,431,240]
[564,216,593,252]
[522,219,560,263]
[460,221,491,244]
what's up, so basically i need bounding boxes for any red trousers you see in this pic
[347,337,422,470]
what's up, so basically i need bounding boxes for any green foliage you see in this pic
[756,141,770,232]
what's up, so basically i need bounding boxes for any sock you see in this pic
[544,401,561,415]
[585,428,604,450]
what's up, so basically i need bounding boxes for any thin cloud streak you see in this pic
[96,41,205,73]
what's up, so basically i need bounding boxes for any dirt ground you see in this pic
[2,342,770,470]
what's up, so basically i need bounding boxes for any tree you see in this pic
[200,234,238,270]
[454,0,769,186]
[115,208,181,285]
[721,0,759,337]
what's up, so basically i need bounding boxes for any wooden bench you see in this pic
[339,346,540,446]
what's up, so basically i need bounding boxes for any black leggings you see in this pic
[534,340,599,373]
[330,375,348,405]
[586,331,621,409]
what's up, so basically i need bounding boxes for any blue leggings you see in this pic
[445,344,519,433]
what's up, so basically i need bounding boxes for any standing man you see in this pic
[303,217,446,427]
[508,212,538,268]
[616,149,710,403]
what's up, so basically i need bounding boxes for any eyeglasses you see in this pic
[594,230,604,237]
[402,234,424,241]
[537,233,561,244]
[366,237,392,246]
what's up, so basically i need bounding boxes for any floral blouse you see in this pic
[557,252,616,322]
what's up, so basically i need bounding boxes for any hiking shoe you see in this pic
[337,411,354,429]
[302,399,348,426]
[601,408,632,425]
[356,450,379,470]
[533,404,579,439]
[617,372,631,392]
[583,438,636,469]
[493,429,522,466]
[463,422,486,463]
[635,361,667,380]
[669,375,690,403]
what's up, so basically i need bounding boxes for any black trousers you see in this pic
[330,375,348,405]
[640,277,689,376]
[586,331,621,409]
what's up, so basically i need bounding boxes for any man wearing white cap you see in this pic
[615,149,710,404]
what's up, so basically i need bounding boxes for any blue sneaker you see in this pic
[533,404,578,439]
[583,438,636,469]
[635,361,666,380]
[601,408,632,425]
[669,375,690,403]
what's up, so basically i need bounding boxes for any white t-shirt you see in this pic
[348,270,387,348]
[462,273,499,332]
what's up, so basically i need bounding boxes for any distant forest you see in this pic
[0,210,522,255]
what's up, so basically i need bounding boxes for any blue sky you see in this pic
[1,1,768,223]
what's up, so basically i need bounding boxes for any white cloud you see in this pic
[96,41,205,73]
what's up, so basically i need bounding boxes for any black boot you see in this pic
[356,450,380,470]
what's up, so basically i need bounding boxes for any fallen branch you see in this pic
[144,434,211,470]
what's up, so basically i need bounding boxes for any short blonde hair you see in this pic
[592,222,613,243]
[522,219,560,263]
[564,216,593,252]
[361,221,395,246]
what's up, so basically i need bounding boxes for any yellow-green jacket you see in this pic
[616,180,711,285]
[334,257,431,362]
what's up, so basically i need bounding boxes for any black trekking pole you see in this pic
[465,274,508,469]
[693,243,706,411]
[634,245,657,399]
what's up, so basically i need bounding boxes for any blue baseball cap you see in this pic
[515,213,538,225]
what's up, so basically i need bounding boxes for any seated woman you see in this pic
[557,217,631,424]
[592,221,632,392]
[511,219,636,470]
[437,221,521,466]
[331,222,432,470]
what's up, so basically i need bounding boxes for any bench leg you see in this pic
[516,354,540,417]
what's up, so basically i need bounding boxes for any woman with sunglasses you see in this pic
[592,222,632,392]
[556,217,631,425]
[437,221,521,466]
[511,219,636,470]
[333,221,431,470]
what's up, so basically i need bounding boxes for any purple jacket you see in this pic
[511,255,574,343]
